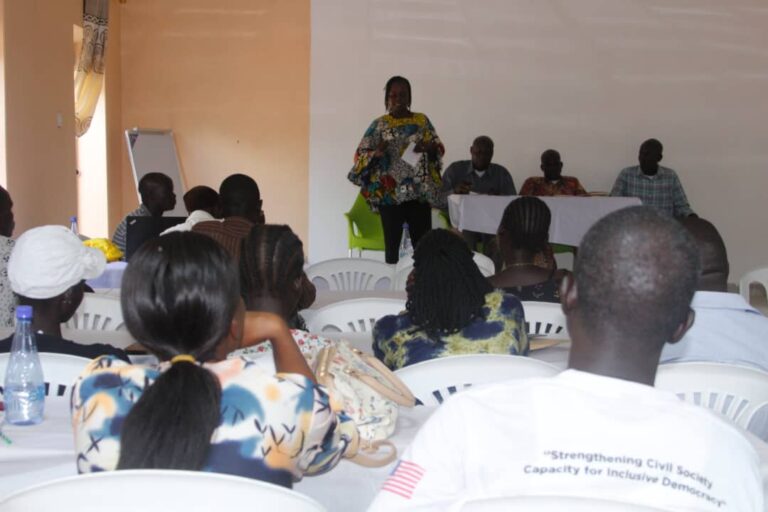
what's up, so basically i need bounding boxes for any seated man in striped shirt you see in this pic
[191,173,264,262]
[111,172,177,253]
[610,138,695,217]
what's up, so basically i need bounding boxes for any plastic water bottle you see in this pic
[69,215,79,236]
[399,223,414,260]
[3,306,45,425]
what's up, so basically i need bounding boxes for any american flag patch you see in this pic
[381,460,426,499]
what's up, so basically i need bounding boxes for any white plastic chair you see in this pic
[306,298,406,333]
[473,252,496,277]
[391,266,411,291]
[655,362,768,436]
[521,301,568,339]
[390,252,494,291]
[394,354,560,405]
[0,352,91,400]
[64,294,125,331]
[394,253,414,273]
[0,469,326,512]
[305,258,393,291]
[739,266,768,304]
[460,495,669,511]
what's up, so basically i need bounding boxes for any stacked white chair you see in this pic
[521,301,568,339]
[655,362,768,438]
[739,266,768,305]
[394,354,560,405]
[305,258,393,291]
[306,298,406,334]
[64,294,125,331]
[0,469,326,512]
[0,353,91,400]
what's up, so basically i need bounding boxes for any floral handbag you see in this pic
[313,341,415,467]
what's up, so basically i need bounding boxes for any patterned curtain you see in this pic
[74,0,109,137]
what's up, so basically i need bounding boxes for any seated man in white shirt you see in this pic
[368,206,762,512]
[161,185,218,234]
[661,217,768,372]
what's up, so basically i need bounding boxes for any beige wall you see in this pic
[0,0,6,188]
[3,0,80,233]
[105,0,123,233]
[116,0,310,242]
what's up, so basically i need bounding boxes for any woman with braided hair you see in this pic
[228,224,330,363]
[488,197,569,303]
[373,229,527,370]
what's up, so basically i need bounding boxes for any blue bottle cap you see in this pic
[70,215,77,222]
[15,305,32,320]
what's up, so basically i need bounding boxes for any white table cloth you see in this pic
[0,398,436,511]
[2,380,768,510]
[447,195,641,246]
[86,262,127,290]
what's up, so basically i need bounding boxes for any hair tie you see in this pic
[170,354,196,365]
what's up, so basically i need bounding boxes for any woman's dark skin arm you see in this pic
[241,312,317,383]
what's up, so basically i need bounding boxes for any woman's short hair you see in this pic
[407,229,492,334]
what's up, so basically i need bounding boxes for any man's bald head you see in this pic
[573,206,699,351]
[680,217,729,292]
[470,136,494,171]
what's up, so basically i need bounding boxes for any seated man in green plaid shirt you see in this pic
[610,138,695,218]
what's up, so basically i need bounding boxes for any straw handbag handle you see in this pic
[350,440,398,467]
[315,345,416,407]
[353,349,415,407]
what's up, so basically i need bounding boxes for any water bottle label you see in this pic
[4,384,45,425]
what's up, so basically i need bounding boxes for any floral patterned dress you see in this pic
[372,290,529,371]
[348,113,444,210]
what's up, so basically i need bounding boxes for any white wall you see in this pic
[309,0,768,279]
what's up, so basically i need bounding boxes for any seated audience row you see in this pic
[368,206,761,511]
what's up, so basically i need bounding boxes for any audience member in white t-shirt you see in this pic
[368,206,763,512]
[661,217,768,373]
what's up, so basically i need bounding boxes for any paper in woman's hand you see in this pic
[400,141,422,167]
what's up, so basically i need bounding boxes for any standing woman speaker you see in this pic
[348,76,445,264]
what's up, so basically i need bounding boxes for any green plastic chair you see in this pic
[345,193,385,256]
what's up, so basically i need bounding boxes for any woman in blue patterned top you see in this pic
[373,229,528,370]
[71,232,358,487]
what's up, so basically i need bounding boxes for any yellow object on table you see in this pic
[83,238,123,262]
